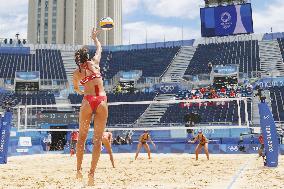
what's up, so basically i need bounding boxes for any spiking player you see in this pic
[73,28,108,186]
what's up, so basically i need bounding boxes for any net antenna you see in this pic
[15,97,251,132]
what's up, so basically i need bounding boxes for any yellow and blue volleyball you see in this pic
[99,17,114,31]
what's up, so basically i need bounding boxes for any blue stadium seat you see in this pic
[269,86,284,121]
[277,38,284,62]
[89,47,180,79]
[184,41,260,77]
[0,49,67,80]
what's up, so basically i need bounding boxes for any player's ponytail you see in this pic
[75,48,90,73]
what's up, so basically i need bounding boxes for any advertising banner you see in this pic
[254,77,284,89]
[0,112,12,164]
[258,103,279,167]
[201,3,253,37]
[18,137,32,147]
[15,71,40,82]
[213,65,238,75]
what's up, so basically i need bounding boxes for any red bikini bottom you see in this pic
[84,95,107,112]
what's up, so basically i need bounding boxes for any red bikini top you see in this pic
[80,62,102,85]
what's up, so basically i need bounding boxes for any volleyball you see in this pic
[99,17,114,31]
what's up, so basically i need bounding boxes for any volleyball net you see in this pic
[14,97,252,132]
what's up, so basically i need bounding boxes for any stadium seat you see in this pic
[89,47,180,80]
[0,49,67,80]
[184,41,260,77]
[277,38,284,62]
[269,86,284,121]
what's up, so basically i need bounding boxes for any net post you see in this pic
[237,99,241,127]
[17,106,21,130]
[244,98,249,127]
[24,105,28,130]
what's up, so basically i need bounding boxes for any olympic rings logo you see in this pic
[228,145,238,151]
[159,85,175,93]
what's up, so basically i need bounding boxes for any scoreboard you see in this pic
[15,72,40,91]
[37,111,79,124]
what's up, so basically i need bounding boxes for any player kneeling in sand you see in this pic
[135,130,156,160]
[188,130,209,160]
[102,131,115,168]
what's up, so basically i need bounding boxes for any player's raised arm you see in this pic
[91,28,102,64]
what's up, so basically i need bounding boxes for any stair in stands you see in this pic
[61,51,77,83]
[263,90,273,110]
[55,97,73,111]
[251,92,260,126]
[161,46,196,83]
[276,124,284,138]
[264,89,284,136]
[259,40,284,76]
[134,94,175,127]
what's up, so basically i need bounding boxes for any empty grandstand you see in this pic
[277,38,284,62]
[269,86,284,121]
[86,47,180,80]
[0,48,67,80]
[184,40,260,77]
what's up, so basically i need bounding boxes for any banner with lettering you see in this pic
[15,71,40,82]
[0,112,12,164]
[212,65,238,75]
[254,77,284,89]
[258,103,279,167]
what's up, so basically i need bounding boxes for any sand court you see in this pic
[0,154,283,189]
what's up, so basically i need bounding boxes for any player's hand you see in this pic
[91,28,102,40]
[78,90,84,95]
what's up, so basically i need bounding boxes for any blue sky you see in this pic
[0,0,284,44]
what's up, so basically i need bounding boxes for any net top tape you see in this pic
[15,97,250,109]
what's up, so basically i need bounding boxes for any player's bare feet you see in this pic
[76,170,83,180]
[87,173,95,186]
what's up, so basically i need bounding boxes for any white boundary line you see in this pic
[227,158,253,189]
